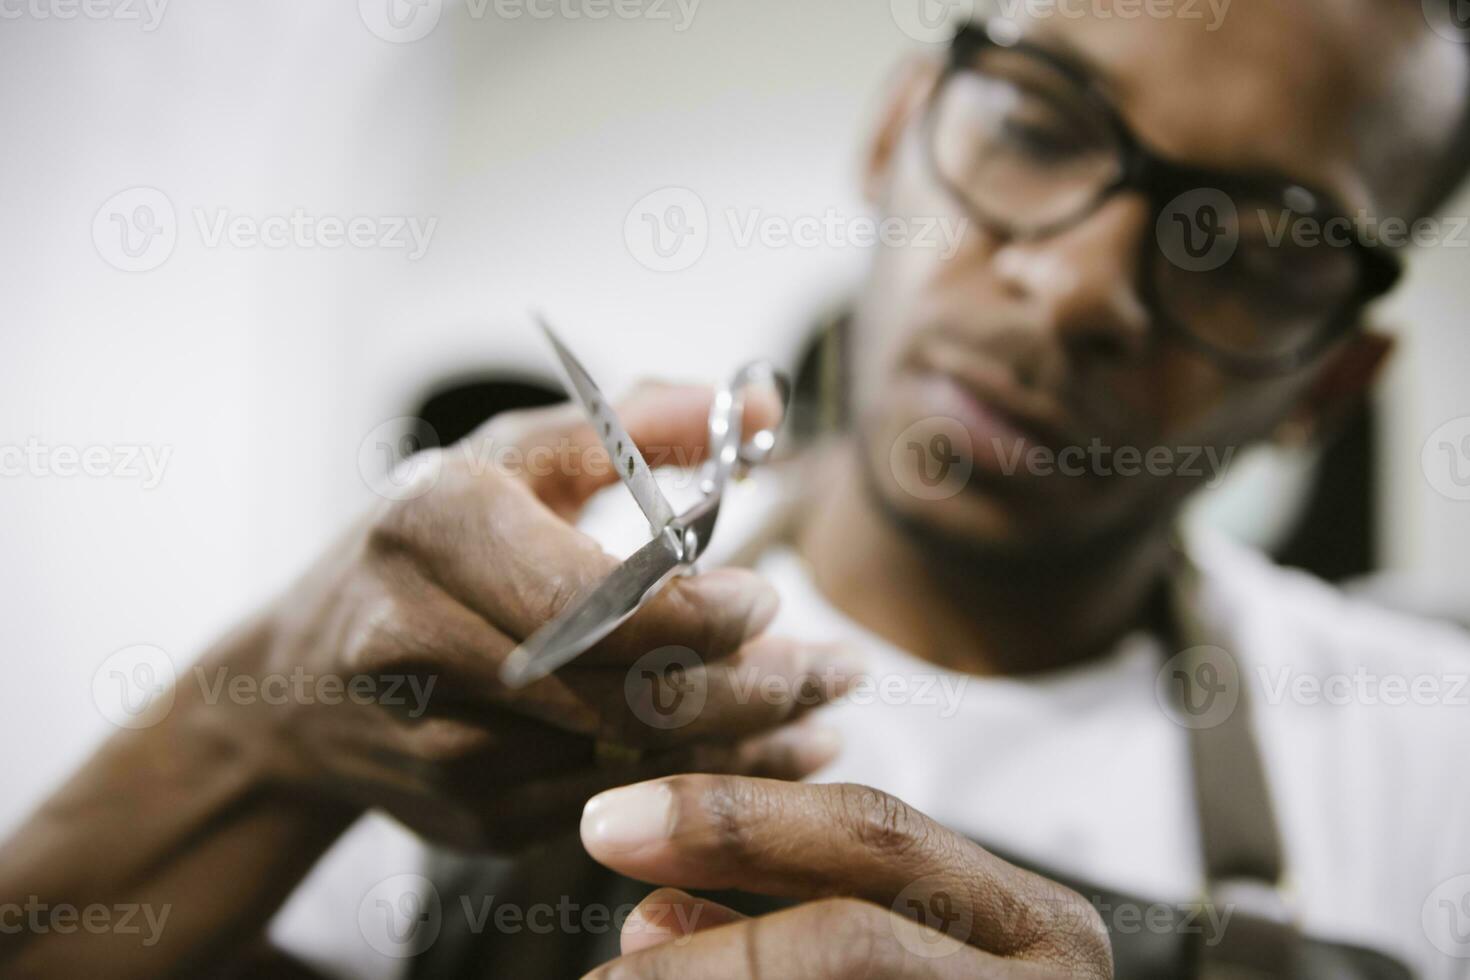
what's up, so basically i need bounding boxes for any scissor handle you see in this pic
[700,361,789,498]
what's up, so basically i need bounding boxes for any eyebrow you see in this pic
[978,21,1352,208]
[1000,23,1122,101]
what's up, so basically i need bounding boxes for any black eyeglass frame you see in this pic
[925,21,1404,378]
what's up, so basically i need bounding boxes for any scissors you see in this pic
[498,315,789,689]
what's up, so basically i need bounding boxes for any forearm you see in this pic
[0,617,359,979]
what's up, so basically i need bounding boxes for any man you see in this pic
[3,0,1469,977]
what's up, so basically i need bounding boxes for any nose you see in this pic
[990,194,1153,363]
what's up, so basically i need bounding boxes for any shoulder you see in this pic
[1191,529,1470,685]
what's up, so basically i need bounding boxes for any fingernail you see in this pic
[748,582,780,631]
[581,781,676,853]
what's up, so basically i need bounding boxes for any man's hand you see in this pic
[579,775,1113,978]
[0,382,864,978]
[199,383,860,851]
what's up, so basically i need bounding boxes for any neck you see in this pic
[796,444,1177,677]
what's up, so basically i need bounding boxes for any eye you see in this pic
[999,114,1088,162]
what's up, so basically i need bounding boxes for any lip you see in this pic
[905,342,1080,453]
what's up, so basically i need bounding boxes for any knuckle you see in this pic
[536,541,613,624]
[831,783,928,859]
[478,408,533,446]
[535,568,584,627]
[341,601,413,675]
[699,776,754,858]
[1034,885,1113,979]
[366,477,475,560]
[366,502,423,560]
[658,773,753,861]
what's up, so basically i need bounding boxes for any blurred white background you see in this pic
[1,0,1467,835]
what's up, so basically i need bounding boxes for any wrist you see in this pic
[172,613,363,835]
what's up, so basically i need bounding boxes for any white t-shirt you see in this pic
[271,508,1470,979]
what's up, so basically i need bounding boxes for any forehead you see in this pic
[1001,0,1466,215]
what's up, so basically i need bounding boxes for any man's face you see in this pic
[853,0,1466,557]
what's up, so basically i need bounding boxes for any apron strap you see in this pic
[1168,546,1298,978]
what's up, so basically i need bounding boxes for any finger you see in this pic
[470,724,841,851]
[522,723,843,817]
[620,888,744,956]
[372,478,779,673]
[562,637,867,749]
[384,709,596,783]
[358,550,810,748]
[478,381,784,516]
[574,566,780,668]
[579,776,1111,971]
[451,569,789,736]
[587,899,997,980]
[339,565,517,702]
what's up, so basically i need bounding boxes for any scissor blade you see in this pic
[534,314,677,534]
[499,531,685,688]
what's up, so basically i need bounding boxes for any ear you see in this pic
[1274,329,1395,446]
[862,55,943,208]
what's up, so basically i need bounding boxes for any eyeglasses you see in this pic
[925,22,1403,378]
